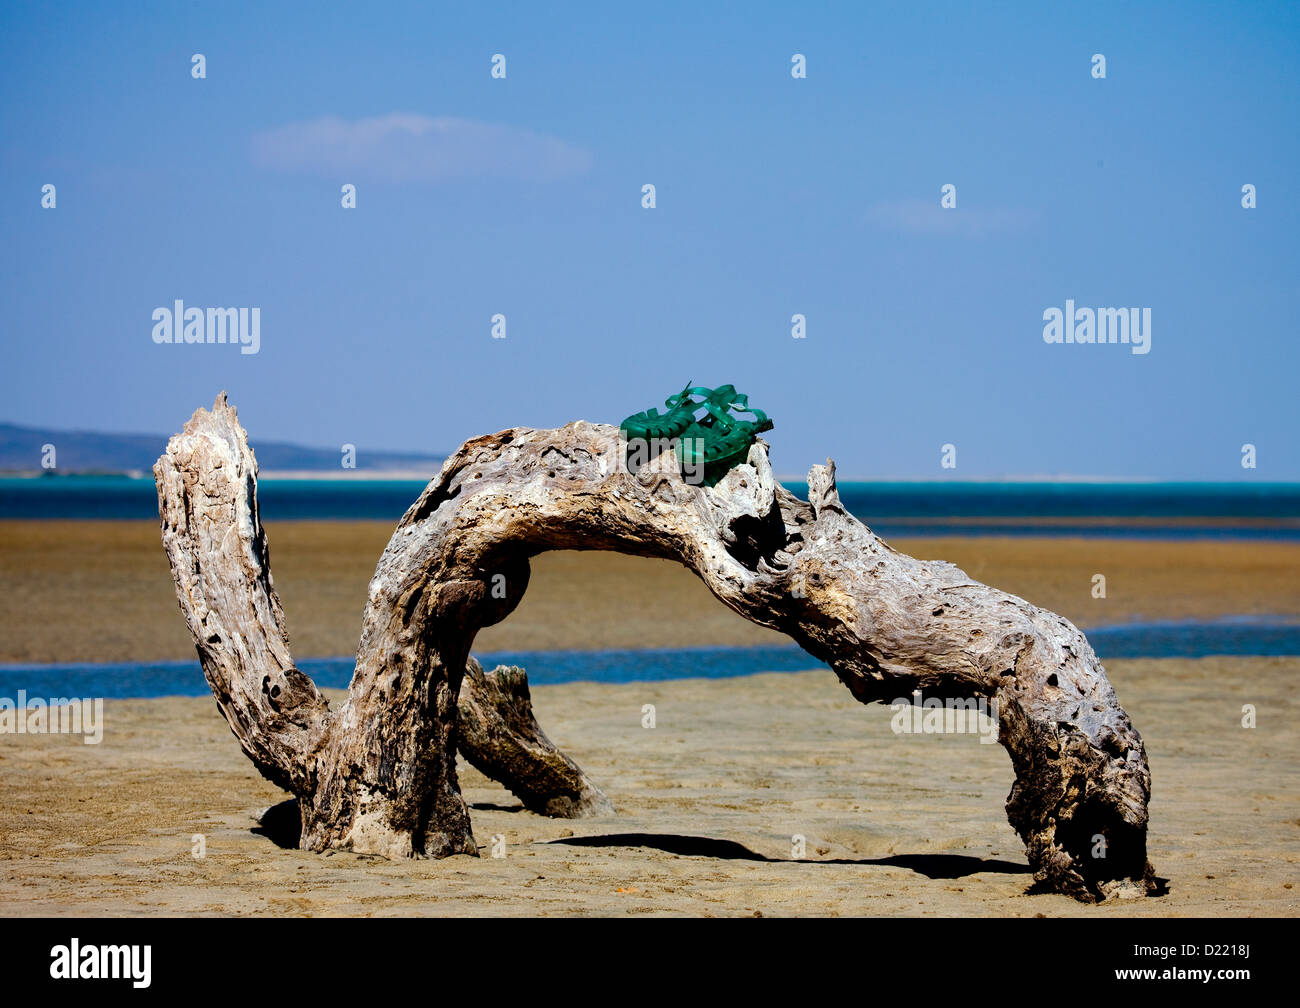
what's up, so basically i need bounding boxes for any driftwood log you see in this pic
[155,394,1156,901]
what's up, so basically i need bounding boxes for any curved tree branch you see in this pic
[155,398,329,795]
[156,394,1156,901]
[154,395,611,857]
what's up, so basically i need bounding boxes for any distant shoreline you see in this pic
[4,479,1299,536]
[4,470,1299,487]
[0,469,442,481]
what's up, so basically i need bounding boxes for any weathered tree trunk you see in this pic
[156,394,1156,901]
[154,395,611,861]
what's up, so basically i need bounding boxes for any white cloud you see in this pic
[250,113,593,183]
[865,197,1036,236]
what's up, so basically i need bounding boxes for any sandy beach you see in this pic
[1,520,1297,916]
[1,657,1295,916]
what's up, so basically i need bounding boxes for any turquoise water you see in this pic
[1,619,1296,700]
[2,477,1298,539]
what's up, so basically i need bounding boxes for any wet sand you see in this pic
[0,657,1295,916]
[2,521,1298,665]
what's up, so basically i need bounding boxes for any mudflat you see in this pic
[2,521,1297,664]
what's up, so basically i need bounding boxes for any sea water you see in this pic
[1,477,1298,539]
[0,618,1296,700]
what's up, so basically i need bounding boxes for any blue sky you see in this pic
[1,1,1297,479]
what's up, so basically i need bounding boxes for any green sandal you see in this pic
[620,383,773,486]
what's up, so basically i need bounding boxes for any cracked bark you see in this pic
[156,393,1156,901]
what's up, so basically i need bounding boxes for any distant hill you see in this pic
[0,421,446,476]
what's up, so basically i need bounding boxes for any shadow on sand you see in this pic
[252,804,1035,881]
[544,832,1032,878]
